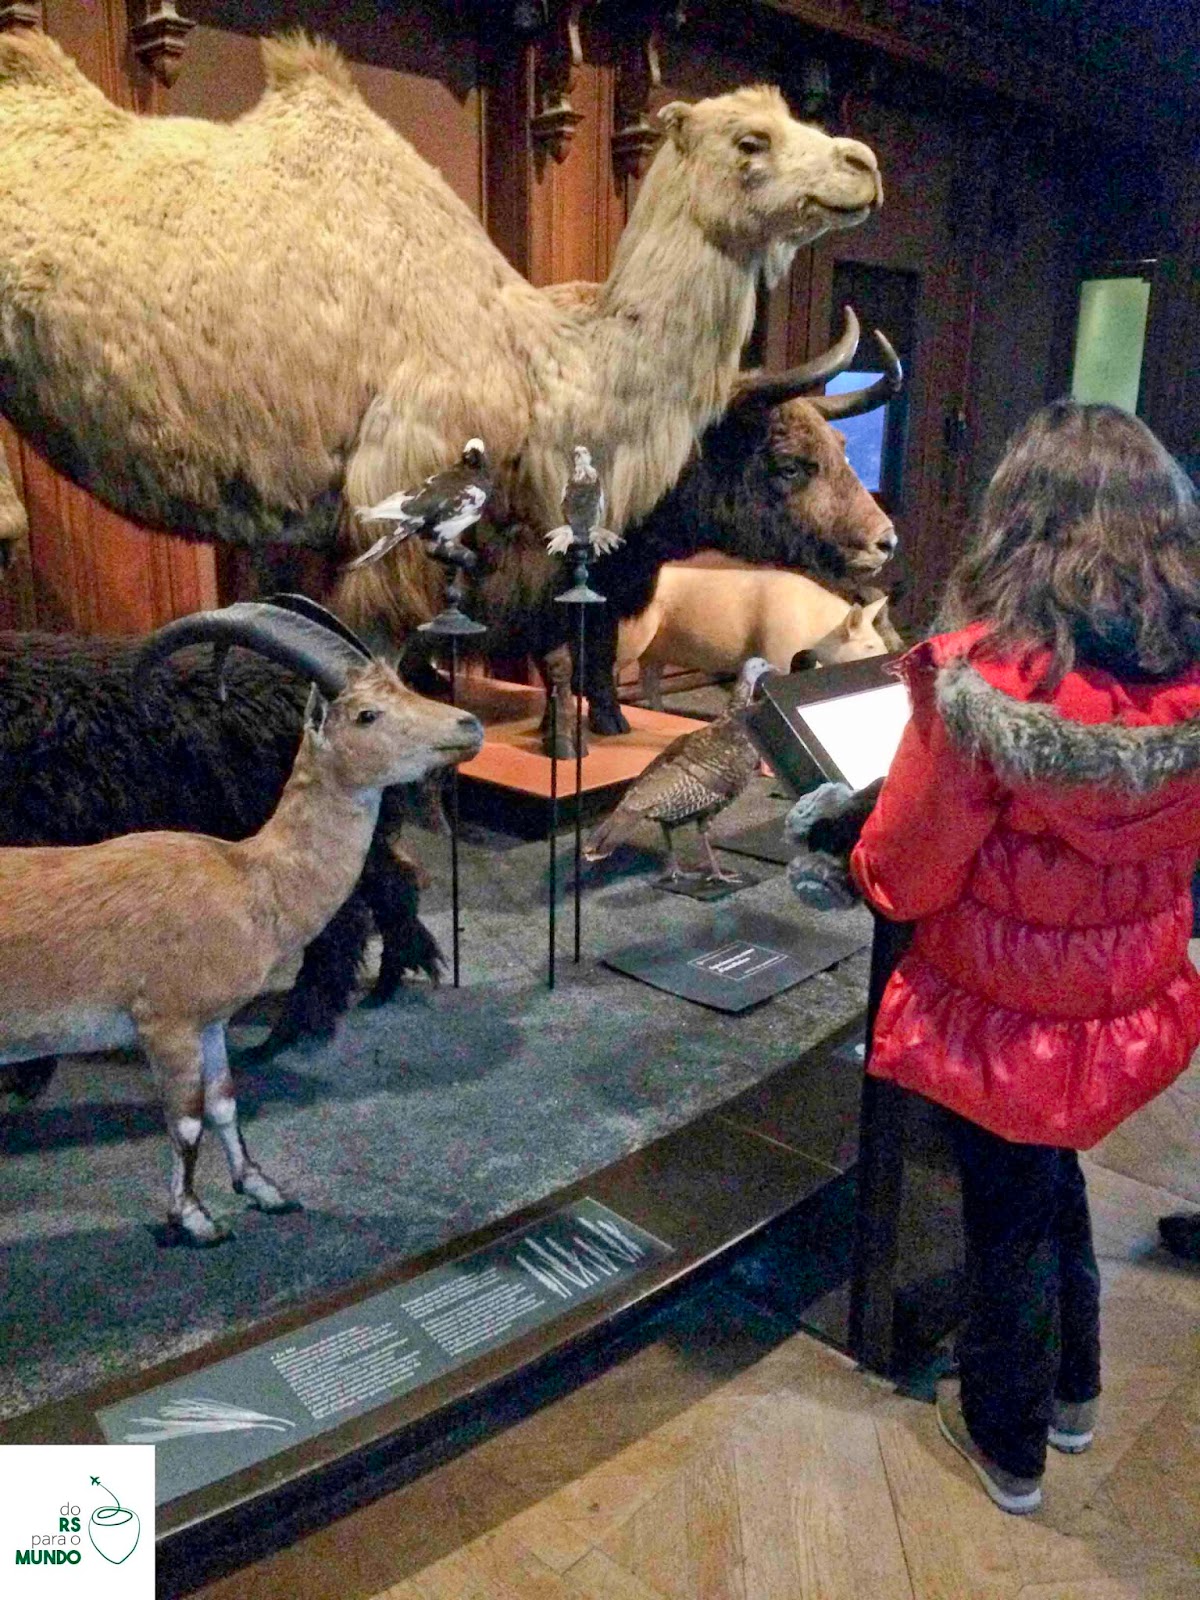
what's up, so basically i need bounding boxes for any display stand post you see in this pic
[418,551,486,988]
[548,687,559,990]
[848,912,916,1374]
[555,543,605,964]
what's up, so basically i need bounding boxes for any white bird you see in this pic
[545,444,623,557]
[345,439,493,571]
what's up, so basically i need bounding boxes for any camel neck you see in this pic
[236,733,380,957]
[599,198,758,410]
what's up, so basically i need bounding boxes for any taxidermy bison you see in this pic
[396,311,904,742]
[0,628,443,1101]
[0,29,880,657]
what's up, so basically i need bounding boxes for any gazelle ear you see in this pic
[304,683,330,740]
[839,603,864,640]
[657,101,695,152]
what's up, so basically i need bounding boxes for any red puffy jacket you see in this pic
[851,624,1200,1148]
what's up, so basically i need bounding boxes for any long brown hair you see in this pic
[942,400,1200,685]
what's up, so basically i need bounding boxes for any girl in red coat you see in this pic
[850,400,1200,1513]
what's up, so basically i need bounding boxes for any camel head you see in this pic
[654,86,881,277]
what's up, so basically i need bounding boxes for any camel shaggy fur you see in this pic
[0,30,880,644]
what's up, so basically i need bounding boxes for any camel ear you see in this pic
[658,101,695,152]
[839,603,864,640]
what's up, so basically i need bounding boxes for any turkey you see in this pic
[584,657,772,880]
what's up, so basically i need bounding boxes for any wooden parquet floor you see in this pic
[198,1064,1199,1600]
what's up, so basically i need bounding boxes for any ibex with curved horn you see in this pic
[0,602,483,1246]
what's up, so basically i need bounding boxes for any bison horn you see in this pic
[807,329,904,420]
[732,304,861,409]
[132,601,372,701]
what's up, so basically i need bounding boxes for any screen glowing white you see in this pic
[798,682,911,789]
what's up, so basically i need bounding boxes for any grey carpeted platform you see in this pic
[0,775,869,1421]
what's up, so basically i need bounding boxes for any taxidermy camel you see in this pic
[0,30,880,658]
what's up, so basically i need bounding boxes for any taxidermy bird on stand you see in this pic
[545,445,623,571]
[346,438,494,629]
[585,657,773,886]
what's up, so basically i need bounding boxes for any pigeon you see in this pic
[344,439,493,571]
[585,657,772,880]
[545,444,623,557]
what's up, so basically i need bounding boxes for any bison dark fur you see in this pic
[0,633,441,1071]
[576,395,899,732]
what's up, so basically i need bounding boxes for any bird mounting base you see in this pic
[419,608,488,638]
[653,864,763,902]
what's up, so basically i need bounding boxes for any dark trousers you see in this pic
[947,1111,1102,1480]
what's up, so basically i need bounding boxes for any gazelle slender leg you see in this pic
[201,1024,299,1215]
[139,1022,228,1246]
[641,662,664,711]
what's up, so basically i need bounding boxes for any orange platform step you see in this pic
[451,677,708,834]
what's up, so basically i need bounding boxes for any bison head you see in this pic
[693,308,902,581]
[652,87,881,278]
[761,399,897,577]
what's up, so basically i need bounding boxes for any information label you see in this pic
[97,1199,671,1505]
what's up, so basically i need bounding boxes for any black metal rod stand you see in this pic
[573,601,586,963]
[449,639,461,988]
[548,688,559,990]
[417,553,487,992]
[555,542,605,969]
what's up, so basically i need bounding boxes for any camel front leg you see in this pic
[139,1022,229,1247]
[200,1024,299,1215]
[537,641,585,759]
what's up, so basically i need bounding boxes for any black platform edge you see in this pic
[0,1019,867,1598]
[457,772,632,838]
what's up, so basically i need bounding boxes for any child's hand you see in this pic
[786,782,854,844]
[787,849,859,910]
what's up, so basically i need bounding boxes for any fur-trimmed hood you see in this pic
[936,653,1200,795]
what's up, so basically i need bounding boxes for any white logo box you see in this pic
[0,1444,154,1598]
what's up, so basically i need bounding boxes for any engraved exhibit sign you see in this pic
[97,1199,671,1505]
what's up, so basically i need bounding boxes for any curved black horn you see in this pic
[807,329,904,420]
[132,602,371,700]
[262,593,373,660]
[732,304,861,408]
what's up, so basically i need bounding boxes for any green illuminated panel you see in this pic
[1070,277,1150,414]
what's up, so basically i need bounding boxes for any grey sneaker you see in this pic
[1048,1397,1097,1453]
[935,1384,1043,1514]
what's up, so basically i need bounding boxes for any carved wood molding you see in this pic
[530,1,585,164]
[0,3,43,30]
[131,2,196,87]
[612,23,661,181]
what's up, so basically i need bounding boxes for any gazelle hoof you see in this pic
[160,1213,231,1249]
[235,1171,301,1214]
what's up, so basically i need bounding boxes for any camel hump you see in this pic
[261,31,359,98]
[0,28,95,96]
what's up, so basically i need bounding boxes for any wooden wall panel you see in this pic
[12,0,219,634]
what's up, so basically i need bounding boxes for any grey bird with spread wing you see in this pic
[345,439,493,571]
[545,445,623,557]
[585,657,773,880]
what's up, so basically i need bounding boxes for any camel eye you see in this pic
[356,708,380,726]
[778,458,817,481]
[737,132,771,156]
